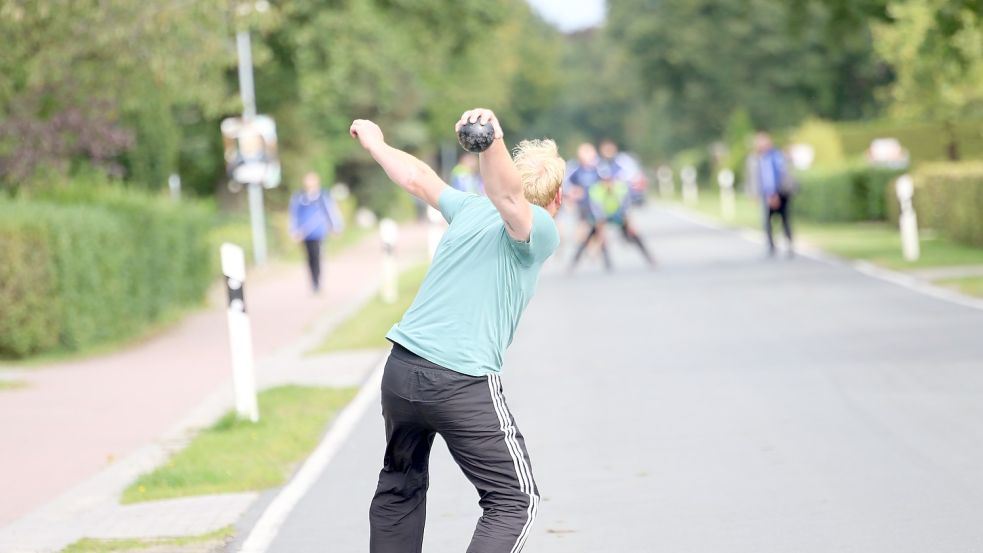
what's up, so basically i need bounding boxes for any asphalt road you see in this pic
[263,205,983,553]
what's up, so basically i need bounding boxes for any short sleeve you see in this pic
[508,205,560,266]
[438,187,474,223]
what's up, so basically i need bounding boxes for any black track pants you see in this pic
[369,343,540,553]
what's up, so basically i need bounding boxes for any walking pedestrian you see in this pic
[288,172,344,292]
[350,106,564,553]
[754,132,795,257]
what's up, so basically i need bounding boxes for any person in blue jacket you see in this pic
[289,172,344,292]
[754,132,794,257]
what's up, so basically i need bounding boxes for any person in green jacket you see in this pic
[570,163,654,271]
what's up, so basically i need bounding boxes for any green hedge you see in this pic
[794,166,903,222]
[0,190,213,358]
[835,120,983,163]
[905,163,983,248]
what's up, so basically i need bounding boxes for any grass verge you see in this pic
[935,276,983,298]
[0,380,28,391]
[670,192,983,270]
[122,386,355,503]
[310,263,430,354]
[61,525,234,553]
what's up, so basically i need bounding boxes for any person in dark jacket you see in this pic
[289,172,344,292]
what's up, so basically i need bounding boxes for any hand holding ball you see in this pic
[457,121,496,153]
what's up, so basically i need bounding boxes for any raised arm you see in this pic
[456,109,533,241]
[349,119,448,208]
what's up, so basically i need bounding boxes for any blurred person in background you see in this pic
[569,164,655,271]
[565,142,601,223]
[450,152,483,194]
[754,132,794,257]
[599,139,648,204]
[289,171,345,293]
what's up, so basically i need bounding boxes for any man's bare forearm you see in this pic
[349,119,446,208]
[455,108,532,240]
[479,139,523,206]
[366,142,445,207]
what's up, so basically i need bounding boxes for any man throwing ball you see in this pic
[349,108,564,553]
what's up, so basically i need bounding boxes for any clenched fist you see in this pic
[349,119,385,150]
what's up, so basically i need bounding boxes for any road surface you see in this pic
[258,206,983,552]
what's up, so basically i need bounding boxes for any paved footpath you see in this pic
[253,205,983,552]
[0,223,427,528]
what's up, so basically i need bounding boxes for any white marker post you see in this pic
[896,175,920,262]
[656,165,674,198]
[718,168,736,221]
[426,205,445,261]
[168,173,181,202]
[220,243,259,422]
[379,219,399,304]
[681,165,699,206]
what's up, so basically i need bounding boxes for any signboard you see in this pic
[221,115,281,189]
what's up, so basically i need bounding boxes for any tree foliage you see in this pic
[0,0,233,190]
[604,0,890,153]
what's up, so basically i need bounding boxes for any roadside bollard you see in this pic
[896,175,920,262]
[426,205,445,260]
[380,218,399,304]
[656,165,674,198]
[220,243,259,422]
[168,173,181,202]
[681,165,699,206]
[718,168,736,221]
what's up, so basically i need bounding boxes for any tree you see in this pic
[604,0,889,153]
[873,0,983,159]
[0,0,233,190]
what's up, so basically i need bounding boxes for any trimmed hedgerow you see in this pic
[0,190,212,358]
[898,163,983,248]
[794,165,903,222]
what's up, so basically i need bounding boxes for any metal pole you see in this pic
[236,31,257,119]
[236,30,267,265]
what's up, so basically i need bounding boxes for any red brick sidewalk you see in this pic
[0,223,427,526]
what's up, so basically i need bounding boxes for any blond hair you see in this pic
[513,139,566,208]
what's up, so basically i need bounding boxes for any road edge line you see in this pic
[238,355,387,553]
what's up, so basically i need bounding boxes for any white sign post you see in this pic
[895,175,920,262]
[426,205,446,261]
[379,219,399,304]
[221,243,259,422]
[718,168,736,221]
[681,165,699,206]
[656,166,674,198]
[168,173,181,202]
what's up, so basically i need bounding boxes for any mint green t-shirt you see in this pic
[386,188,559,376]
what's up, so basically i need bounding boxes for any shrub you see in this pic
[787,118,845,168]
[835,119,983,163]
[904,163,983,247]
[0,212,60,356]
[0,188,213,358]
[794,165,903,222]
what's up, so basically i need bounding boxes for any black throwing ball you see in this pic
[457,121,496,153]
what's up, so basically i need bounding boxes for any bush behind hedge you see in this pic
[0,190,213,357]
[794,165,903,223]
[904,163,983,248]
[835,120,983,163]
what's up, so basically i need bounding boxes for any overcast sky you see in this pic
[526,0,606,32]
